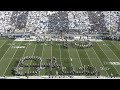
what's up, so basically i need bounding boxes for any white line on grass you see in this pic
[13,42,29,78]
[27,42,37,74]
[111,41,120,50]
[58,45,63,70]
[0,40,15,63]
[103,41,120,61]
[110,41,120,62]
[50,44,52,74]
[68,48,75,71]
[103,41,120,69]
[2,41,22,76]
[51,44,52,59]
[22,41,30,57]
[91,47,109,77]
[75,47,83,67]
[96,42,120,76]
[0,40,7,49]
[17,41,30,67]
[15,41,30,76]
[39,43,44,76]
[84,49,94,67]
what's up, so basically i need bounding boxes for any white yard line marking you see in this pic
[75,47,83,67]
[103,41,120,70]
[39,44,44,76]
[28,42,37,74]
[0,40,15,63]
[111,42,120,51]
[48,49,118,51]
[17,41,30,67]
[51,45,52,59]
[0,40,7,49]
[111,41,120,50]
[68,48,75,71]
[58,45,63,70]
[96,42,120,75]
[91,47,109,77]
[50,44,53,74]
[84,49,94,67]
[103,41,120,62]
[3,41,22,76]
[111,42,120,61]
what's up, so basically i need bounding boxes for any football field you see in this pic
[0,39,120,77]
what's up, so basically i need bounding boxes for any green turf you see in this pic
[0,39,120,77]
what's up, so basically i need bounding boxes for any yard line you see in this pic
[22,41,30,57]
[0,40,7,49]
[50,44,52,74]
[111,41,120,50]
[110,41,120,61]
[96,42,120,76]
[75,47,83,67]
[2,41,22,76]
[27,42,37,74]
[58,45,63,70]
[68,48,75,71]
[39,44,44,76]
[103,41,120,61]
[91,47,109,77]
[103,41,120,67]
[0,40,14,63]
[17,41,30,68]
[51,44,52,58]
[84,49,94,67]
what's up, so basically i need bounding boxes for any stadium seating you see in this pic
[0,11,120,35]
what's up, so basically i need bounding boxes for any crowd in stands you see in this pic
[0,11,120,35]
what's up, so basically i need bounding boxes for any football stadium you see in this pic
[0,11,120,79]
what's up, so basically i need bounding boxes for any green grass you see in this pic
[0,39,120,77]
